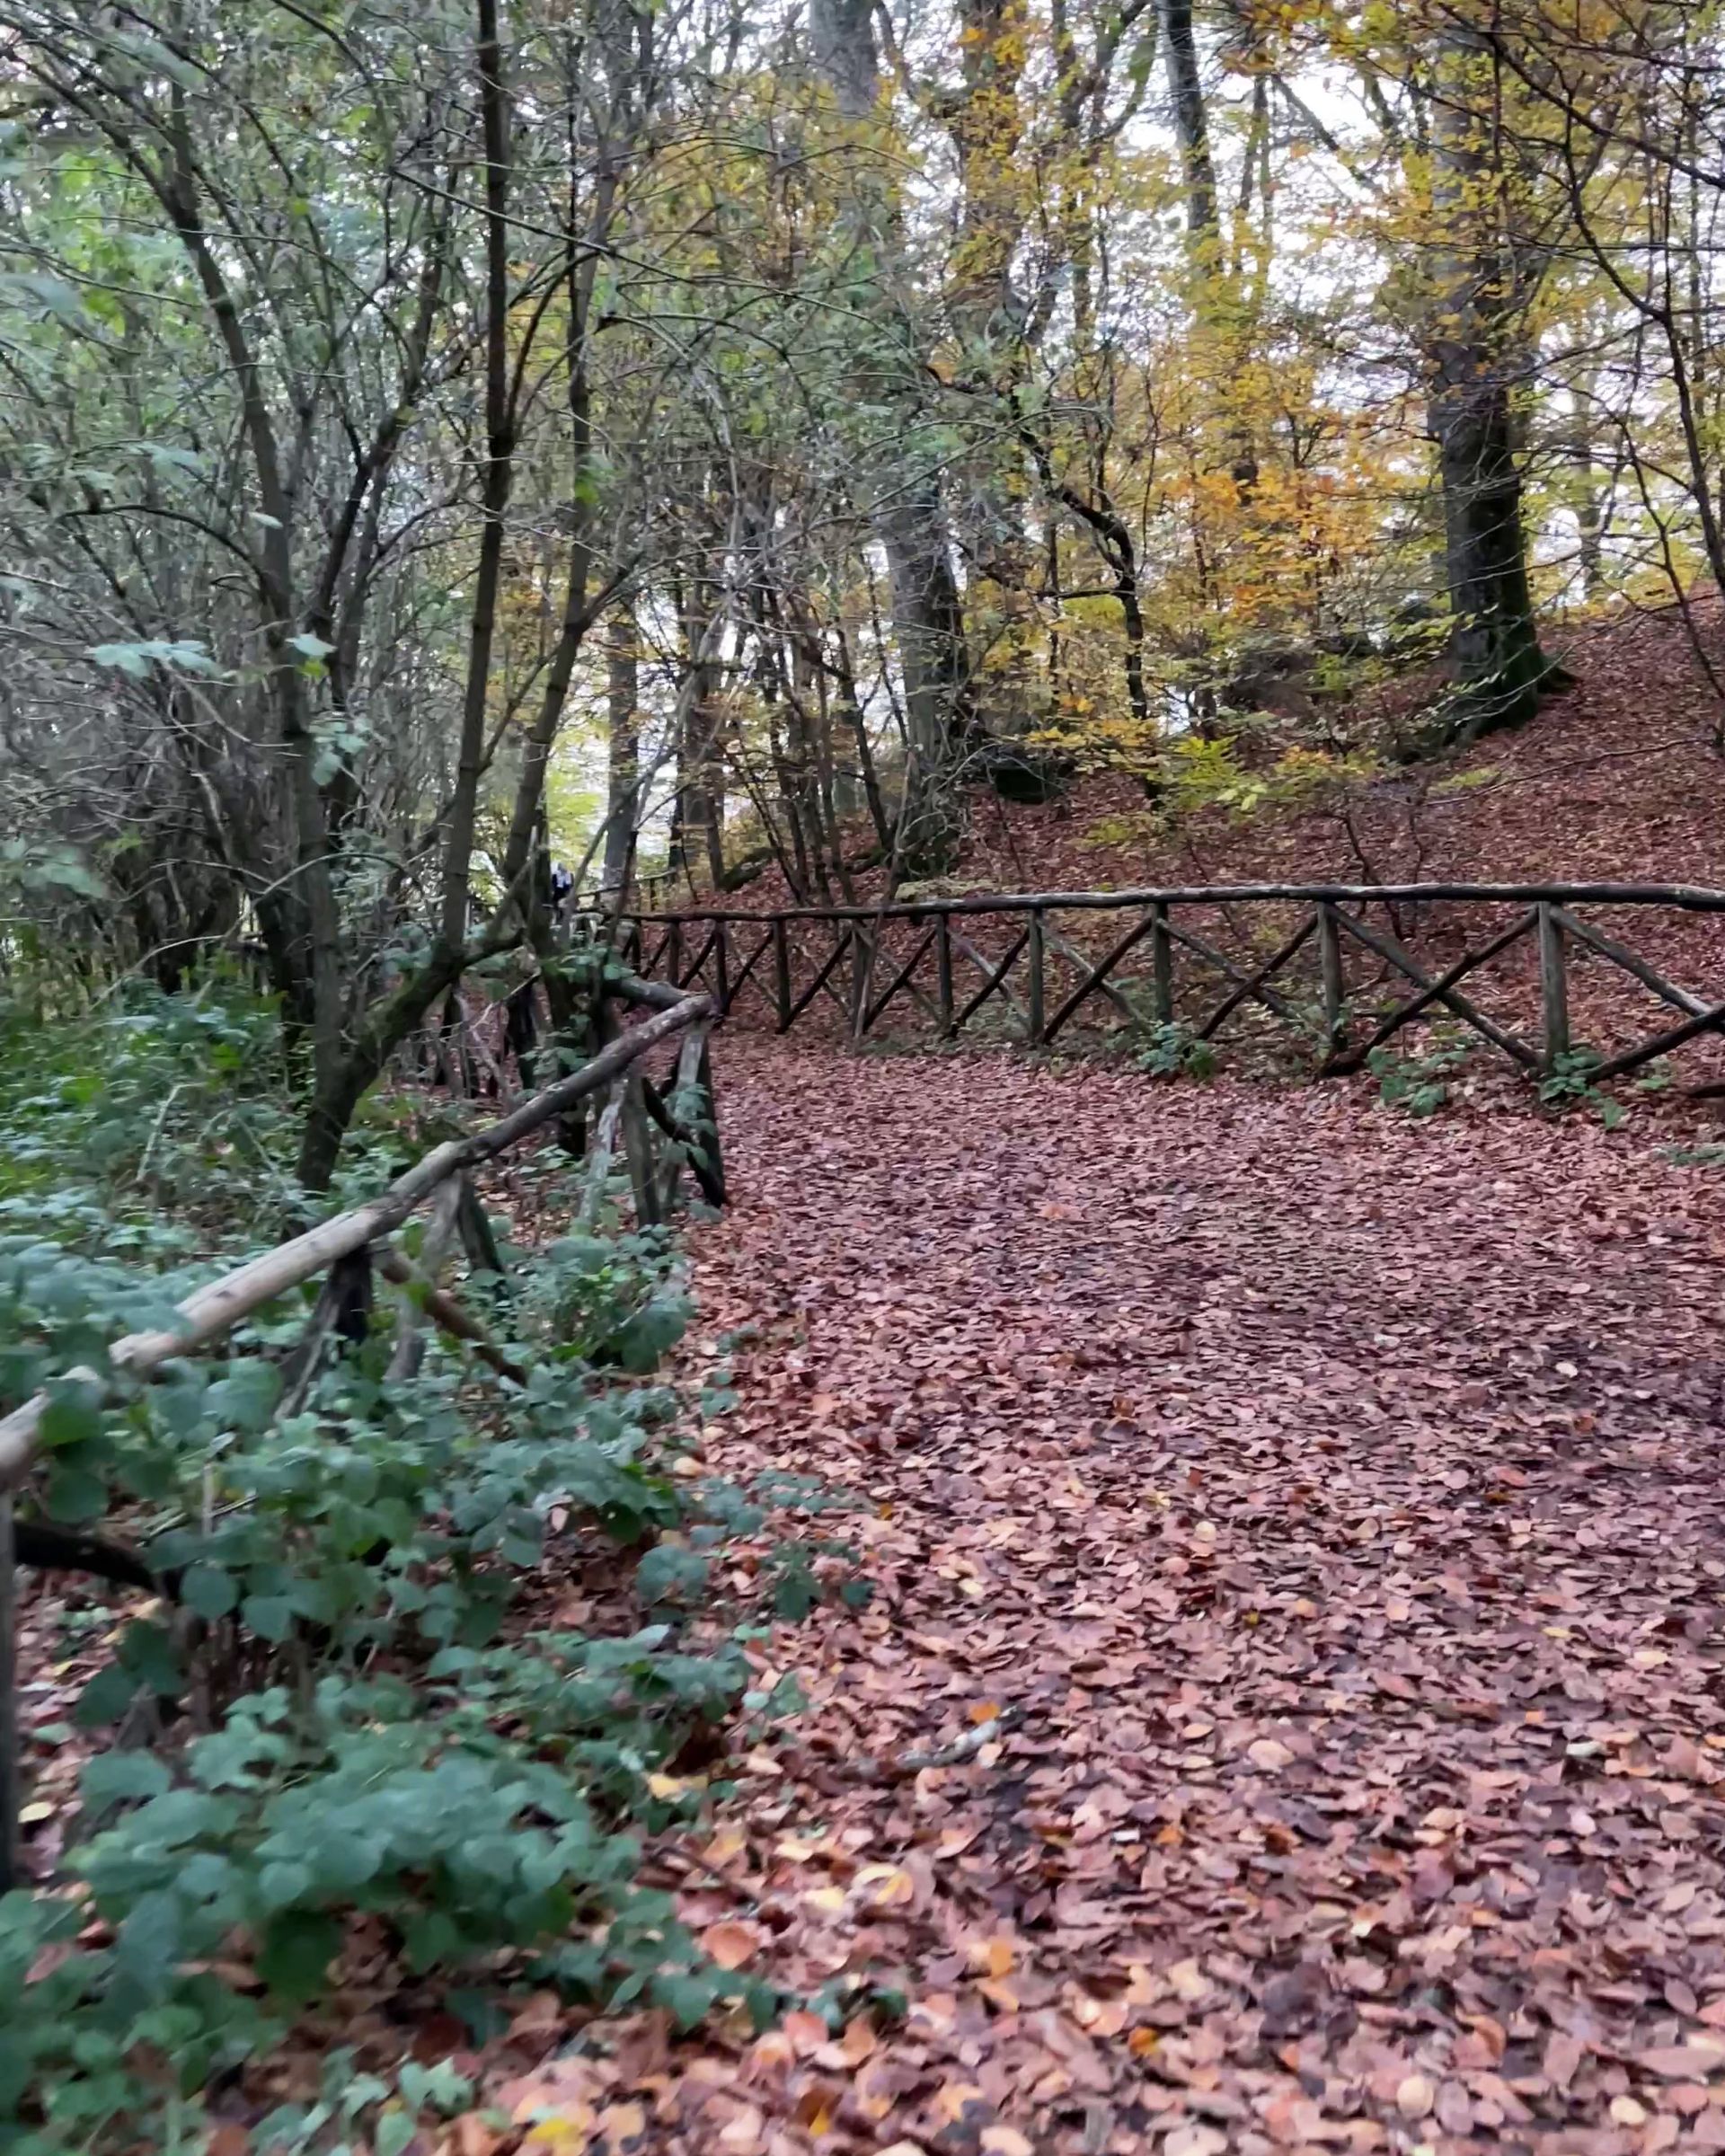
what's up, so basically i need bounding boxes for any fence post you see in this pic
[1026,908,1046,1045]
[622,1074,661,1227]
[1318,902,1345,1053]
[1151,901,1173,1023]
[850,923,868,1038]
[667,917,684,989]
[714,920,730,1014]
[1538,901,1570,1071]
[696,1034,726,1205]
[773,918,792,1033]
[935,913,954,1038]
[0,1491,15,1895]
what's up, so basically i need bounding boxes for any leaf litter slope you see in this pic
[671,1036,1725,2154]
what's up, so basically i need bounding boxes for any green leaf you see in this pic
[87,639,219,678]
[258,1860,314,1911]
[242,1594,296,1644]
[38,1388,103,1451]
[634,1544,708,1606]
[44,1463,107,1523]
[75,1665,138,1727]
[114,1889,183,1990]
[376,2113,417,2156]
[0,270,84,317]
[81,1750,171,1816]
[182,1565,239,1621]
[208,1357,282,1435]
[257,1909,342,2001]
[119,1619,183,1696]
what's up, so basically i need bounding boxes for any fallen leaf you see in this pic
[701,1920,764,1971]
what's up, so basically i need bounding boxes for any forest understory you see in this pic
[13,615,1725,2154]
[18,1030,1725,2156]
[14,0,1725,2138]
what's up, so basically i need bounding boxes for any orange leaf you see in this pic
[966,1936,1017,1978]
[702,1920,763,1971]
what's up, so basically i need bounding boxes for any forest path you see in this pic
[671,1036,1725,2154]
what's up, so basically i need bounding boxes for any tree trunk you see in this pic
[437,0,516,964]
[604,609,641,893]
[1423,31,1555,746]
[809,0,970,870]
[1432,371,1549,735]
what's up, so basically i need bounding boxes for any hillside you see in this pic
[686,606,1725,910]
[655,606,1725,1091]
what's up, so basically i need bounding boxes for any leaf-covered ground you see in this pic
[585,1037,1725,2155]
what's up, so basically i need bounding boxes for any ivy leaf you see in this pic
[182,1565,239,1621]
[635,1544,709,1606]
[45,1463,108,1522]
[81,1750,171,1816]
[208,1357,282,1435]
[242,1594,296,1643]
[75,1664,138,1728]
[257,1909,342,2001]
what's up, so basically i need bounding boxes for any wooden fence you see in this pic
[597,880,1725,1082]
[0,974,719,1892]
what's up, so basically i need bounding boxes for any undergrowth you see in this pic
[0,984,857,2153]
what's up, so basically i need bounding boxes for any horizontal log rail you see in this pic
[594,881,1725,1091]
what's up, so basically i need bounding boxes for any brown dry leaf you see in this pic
[836,2016,877,2064]
[967,1935,1018,1978]
[701,1920,764,1971]
[702,1824,748,1867]
[1164,2127,1228,2156]
[1167,1960,1209,2003]
[1640,2043,1725,2078]
[596,2102,647,2146]
[854,1862,916,1910]
[716,2105,765,2152]
[781,2009,830,2055]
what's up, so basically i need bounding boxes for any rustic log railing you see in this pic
[594,880,1725,1083]
[0,976,720,1890]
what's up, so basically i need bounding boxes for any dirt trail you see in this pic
[667,1036,1725,2155]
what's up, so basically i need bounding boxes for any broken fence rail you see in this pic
[0,981,717,1889]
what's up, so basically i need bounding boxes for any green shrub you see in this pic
[0,990,845,2149]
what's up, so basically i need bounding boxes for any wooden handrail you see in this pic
[610,881,1725,1083]
[592,879,1725,924]
[0,991,713,1496]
